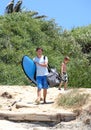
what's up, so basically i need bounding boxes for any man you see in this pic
[33,47,49,104]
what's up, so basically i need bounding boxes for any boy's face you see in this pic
[65,59,69,64]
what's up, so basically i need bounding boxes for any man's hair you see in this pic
[36,47,43,52]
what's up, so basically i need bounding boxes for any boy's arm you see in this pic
[60,63,64,75]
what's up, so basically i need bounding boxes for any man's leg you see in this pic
[35,76,42,104]
[43,89,47,103]
[37,89,41,100]
[43,76,48,103]
[35,89,41,104]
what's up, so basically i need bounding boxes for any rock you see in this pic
[33,127,47,130]
[1,92,12,99]
[83,118,91,125]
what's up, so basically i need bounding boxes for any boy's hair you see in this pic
[36,47,43,52]
[64,56,70,61]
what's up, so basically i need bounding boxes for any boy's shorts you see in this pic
[36,76,48,90]
[61,72,68,82]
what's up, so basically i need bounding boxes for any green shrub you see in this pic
[56,89,89,108]
[0,13,91,87]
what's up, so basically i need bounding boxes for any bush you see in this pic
[0,13,91,87]
[56,89,89,108]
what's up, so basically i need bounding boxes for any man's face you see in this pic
[36,49,43,57]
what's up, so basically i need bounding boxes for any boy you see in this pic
[58,56,70,90]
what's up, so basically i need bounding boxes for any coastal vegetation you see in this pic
[0,12,91,87]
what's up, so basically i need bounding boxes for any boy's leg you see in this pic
[64,73,68,90]
[58,81,63,90]
[64,82,67,90]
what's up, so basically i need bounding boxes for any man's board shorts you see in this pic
[36,76,48,90]
[61,72,68,82]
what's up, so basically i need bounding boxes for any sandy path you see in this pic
[0,86,72,113]
[0,86,91,130]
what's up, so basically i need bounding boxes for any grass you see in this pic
[56,89,89,108]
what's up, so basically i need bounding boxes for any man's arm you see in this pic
[35,62,48,67]
[35,56,48,67]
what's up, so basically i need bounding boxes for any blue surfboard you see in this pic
[21,55,37,85]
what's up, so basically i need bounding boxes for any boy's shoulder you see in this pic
[61,62,66,67]
[61,62,64,65]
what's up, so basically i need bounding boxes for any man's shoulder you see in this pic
[33,56,38,61]
[43,55,48,61]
